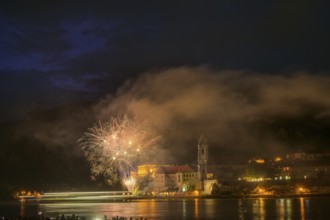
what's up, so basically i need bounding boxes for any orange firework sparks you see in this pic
[79,114,160,185]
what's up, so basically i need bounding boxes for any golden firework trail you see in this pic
[79,115,160,185]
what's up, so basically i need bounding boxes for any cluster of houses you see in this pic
[130,135,218,195]
[131,164,217,195]
[129,135,330,196]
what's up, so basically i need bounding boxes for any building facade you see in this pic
[153,165,199,193]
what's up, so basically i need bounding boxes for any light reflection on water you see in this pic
[19,202,25,217]
[39,201,155,219]
[238,199,244,220]
[300,197,305,220]
[252,198,265,220]
[205,198,215,216]
[194,198,198,218]
[278,198,292,220]
[3,197,328,220]
[276,198,285,219]
[182,199,186,218]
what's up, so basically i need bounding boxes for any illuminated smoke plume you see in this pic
[98,67,330,163]
[16,67,330,168]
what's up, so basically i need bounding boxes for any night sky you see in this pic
[1,1,330,189]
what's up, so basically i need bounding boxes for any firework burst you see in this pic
[79,115,160,186]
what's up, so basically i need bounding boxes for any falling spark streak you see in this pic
[79,115,160,185]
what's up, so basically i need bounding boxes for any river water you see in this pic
[1,197,330,219]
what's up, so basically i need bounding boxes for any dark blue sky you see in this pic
[0,1,330,120]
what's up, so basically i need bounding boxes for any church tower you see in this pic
[198,134,208,190]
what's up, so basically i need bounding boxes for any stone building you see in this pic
[153,165,198,193]
[134,135,216,194]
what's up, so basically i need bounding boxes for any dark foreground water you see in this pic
[1,197,330,219]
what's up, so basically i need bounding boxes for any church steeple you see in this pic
[198,134,208,190]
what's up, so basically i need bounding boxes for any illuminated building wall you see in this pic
[153,165,199,193]
[137,164,157,178]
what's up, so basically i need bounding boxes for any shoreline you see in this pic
[33,193,330,203]
[135,193,330,200]
[7,192,330,203]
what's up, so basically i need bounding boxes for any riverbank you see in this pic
[12,191,330,203]
[134,192,330,200]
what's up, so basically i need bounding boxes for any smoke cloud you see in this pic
[97,67,330,163]
[13,67,330,165]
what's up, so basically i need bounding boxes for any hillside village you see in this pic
[131,136,330,197]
